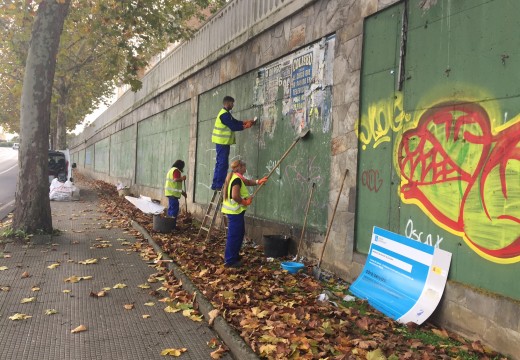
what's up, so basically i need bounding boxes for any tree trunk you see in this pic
[56,97,67,149]
[50,117,56,150]
[13,0,70,233]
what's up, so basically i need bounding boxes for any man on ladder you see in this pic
[211,95,256,190]
[199,96,257,240]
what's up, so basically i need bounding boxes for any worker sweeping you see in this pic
[221,160,267,268]
[164,160,187,229]
[211,96,256,190]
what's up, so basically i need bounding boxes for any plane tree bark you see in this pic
[13,0,70,233]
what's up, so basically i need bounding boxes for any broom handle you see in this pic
[317,168,349,268]
[251,137,302,198]
[183,180,188,212]
[296,182,316,258]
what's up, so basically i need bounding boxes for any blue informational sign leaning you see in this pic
[350,227,452,324]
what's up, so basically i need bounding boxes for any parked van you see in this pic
[12,143,19,150]
[48,149,76,183]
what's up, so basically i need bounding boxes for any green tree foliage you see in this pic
[0,0,225,145]
[6,0,226,233]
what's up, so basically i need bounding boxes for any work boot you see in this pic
[224,259,242,268]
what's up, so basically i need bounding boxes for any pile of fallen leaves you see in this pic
[86,175,508,360]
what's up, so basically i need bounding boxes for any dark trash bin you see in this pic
[263,235,290,258]
[153,214,176,233]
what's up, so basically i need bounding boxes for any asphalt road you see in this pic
[0,147,18,221]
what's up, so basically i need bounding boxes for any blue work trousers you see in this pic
[167,196,180,220]
[224,211,245,266]
[211,144,230,190]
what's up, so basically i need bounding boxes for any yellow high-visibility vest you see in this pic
[211,108,235,145]
[164,167,182,198]
[221,173,249,215]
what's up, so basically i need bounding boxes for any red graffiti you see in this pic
[398,102,520,260]
[361,169,383,193]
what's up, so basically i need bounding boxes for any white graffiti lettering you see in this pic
[266,160,281,177]
[405,219,444,248]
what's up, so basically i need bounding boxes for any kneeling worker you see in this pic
[221,160,268,267]
[164,160,187,229]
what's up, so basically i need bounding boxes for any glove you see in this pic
[243,121,253,129]
[182,191,187,198]
[257,176,268,185]
[241,198,252,206]
[180,175,187,181]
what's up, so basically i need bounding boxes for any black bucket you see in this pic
[263,235,290,258]
[153,214,176,233]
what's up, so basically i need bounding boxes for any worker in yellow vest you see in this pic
[221,160,268,267]
[164,160,187,228]
[211,96,256,190]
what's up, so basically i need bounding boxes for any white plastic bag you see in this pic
[50,179,76,201]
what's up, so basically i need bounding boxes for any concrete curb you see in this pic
[131,220,260,360]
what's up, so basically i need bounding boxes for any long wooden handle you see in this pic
[296,182,316,257]
[251,137,302,198]
[183,180,188,212]
[317,168,349,267]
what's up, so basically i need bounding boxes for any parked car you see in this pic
[12,142,19,150]
[48,149,76,183]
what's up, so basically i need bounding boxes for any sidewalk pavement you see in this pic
[0,186,232,360]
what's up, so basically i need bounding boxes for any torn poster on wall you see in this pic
[254,36,335,146]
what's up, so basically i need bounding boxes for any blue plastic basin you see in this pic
[281,261,304,274]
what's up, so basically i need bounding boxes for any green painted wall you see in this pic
[110,125,136,180]
[79,149,85,168]
[356,1,520,299]
[136,101,190,189]
[85,145,94,168]
[94,137,110,174]
[195,39,334,231]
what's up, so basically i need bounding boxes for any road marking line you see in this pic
[0,199,15,213]
[0,164,17,175]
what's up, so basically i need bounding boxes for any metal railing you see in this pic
[74,0,300,147]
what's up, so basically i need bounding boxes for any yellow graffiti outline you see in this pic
[357,85,520,263]
[356,92,412,150]
[394,97,520,264]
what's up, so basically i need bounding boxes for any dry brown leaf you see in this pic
[431,328,449,339]
[89,290,106,298]
[78,258,98,265]
[356,317,369,331]
[358,340,377,349]
[207,309,219,326]
[124,304,134,310]
[71,325,87,333]
[21,271,30,278]
[160,348,187,356]
[210,345,227,359]
[142,314,151,319]
[164,306,180,313]
[207,338,219,349]
[9,313,32,320]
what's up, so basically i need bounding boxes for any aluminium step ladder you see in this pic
[198,190,225,241]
